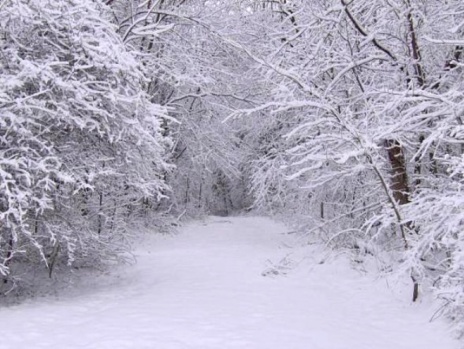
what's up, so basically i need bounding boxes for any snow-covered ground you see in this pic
[0,216,460,349]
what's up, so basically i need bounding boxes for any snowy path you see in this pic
[0,216,460,349]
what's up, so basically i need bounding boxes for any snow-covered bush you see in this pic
[0,0,170,290]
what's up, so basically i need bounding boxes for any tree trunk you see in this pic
[385,139,410,205]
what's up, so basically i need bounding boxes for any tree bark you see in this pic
[385,139,410,206]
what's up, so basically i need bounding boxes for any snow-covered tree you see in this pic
[0,0,170,290]
[217,0,464,325]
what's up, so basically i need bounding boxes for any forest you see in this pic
[1,0,464,338]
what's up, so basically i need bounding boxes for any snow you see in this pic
[0,216,460,349]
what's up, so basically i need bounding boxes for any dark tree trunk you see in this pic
[385,139,410,206]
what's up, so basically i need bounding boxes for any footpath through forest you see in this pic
[0,217,460,349]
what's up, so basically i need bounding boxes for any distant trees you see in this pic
[106,0,256,216]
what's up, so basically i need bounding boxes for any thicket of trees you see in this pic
[1,0,463,336]
[233,0,464,334]
[0,0,171,292]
